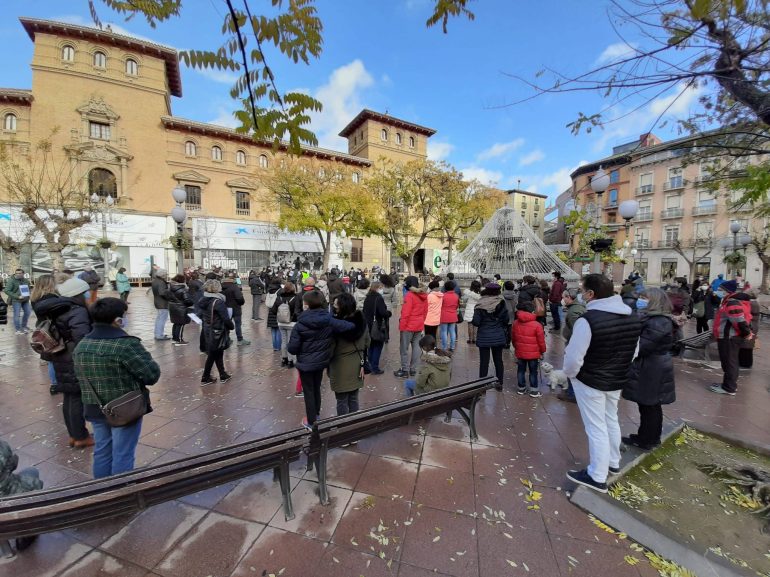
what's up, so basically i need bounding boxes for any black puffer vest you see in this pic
[576,310,641,391]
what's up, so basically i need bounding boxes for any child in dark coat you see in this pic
[288,291,354,429]
[511,301,546,398]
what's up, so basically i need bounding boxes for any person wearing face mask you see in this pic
[710,280,754,395]
[362,281,390,374]
[74,298,160,478]
[562,274,641,493]
[622,288,677,451]
[556,288,586,403]
[691,281,714,334]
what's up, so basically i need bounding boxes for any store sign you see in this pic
[203,251,239,270]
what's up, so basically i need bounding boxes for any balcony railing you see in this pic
[658,239,680,248]
[692,204,717,216]
[635,239,652,249]
[604,199,618,210]
[687,237,713,248]
[185,203,201,212]
[635,210,653,222]
[663,178,687,191]
[236,208,250,216]
[635,184,654,196]
[660,208,684,219]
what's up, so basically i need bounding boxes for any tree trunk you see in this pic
[447,239,454,265]
[4,251,20,273]
[760,257,770,294]
[322,230,331,272]
[49,248,64,271]
[403,254,414,275]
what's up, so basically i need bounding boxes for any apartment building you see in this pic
[504,188,547,238]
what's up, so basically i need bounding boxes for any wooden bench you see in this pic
[307,377,497,505]
[0,428,307,556]
[676,331,714,362]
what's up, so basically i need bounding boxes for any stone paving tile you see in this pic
[316,446,370,490]
[476,520,560,577]
[473,474,547,533]
[315,543,399,577]
[57,549,148,577]
[153,511,264,577]
[229,527,327,577]
[420,436,473,473]
[396,563,455,577]
[269,479,352,540]
[213,470,296,523]
[413,464,476,514]
[0,531,90,577]
[400,505,479,577]
[355,455,420,499]
[549,534,647,577]
[176,482,236,510]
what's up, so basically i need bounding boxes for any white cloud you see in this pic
[460,167,503,186]
[206,106,239,129]
[595,42,638,65]
[192,67,239,85]
[310,59,375,149]
[427,141,454,161]
[476,138,525,162]
[518,166,575,201]
[519,149,545,166]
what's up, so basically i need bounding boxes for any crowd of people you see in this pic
[0,260,762,550]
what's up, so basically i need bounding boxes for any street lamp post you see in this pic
[171,186,187,276]
[730,221,741,253]
[589,167,610,274]
[90,192,115,285]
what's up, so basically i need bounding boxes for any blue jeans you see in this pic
[405,379,416,396]
[517,359,539,389]
[154,308,169,339]
[271,327,282,351]
[48,362,57,385]
[549,302,562,329]
[368,341,384,371]
[12,300,31,331]
[439,323,457,350]
[89,417,143,478]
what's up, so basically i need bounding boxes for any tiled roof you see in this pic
[339,109,436,138]
[0,88,33,104]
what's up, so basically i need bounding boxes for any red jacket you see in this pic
[400,288,428,332]
[440,291,459,324]
[511,311,546,360]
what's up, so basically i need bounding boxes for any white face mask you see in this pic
[377,288,384,295]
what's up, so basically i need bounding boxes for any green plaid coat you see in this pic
[74,324,161,412]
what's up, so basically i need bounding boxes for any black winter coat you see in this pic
[622,313,676,406]
[152,277,169,309]
[265,282,284,328]
[248,275,265,295]
[168,282,193,325]
[187,279,203,304]
[287,308,354,371]
[471,298,510,348]
[327,275,345,303]
[517,284,541,306]
[362,291,391,342]
[33,295,92,393]
[194,295,234,353]
[221,280,246,314]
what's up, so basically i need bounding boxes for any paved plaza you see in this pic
[0,291,768,577]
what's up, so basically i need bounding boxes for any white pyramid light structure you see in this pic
[447,206,580,281]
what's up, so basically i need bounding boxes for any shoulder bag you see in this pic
[370,317,387,342]
[79,374,146,428]
[210,299,232,351]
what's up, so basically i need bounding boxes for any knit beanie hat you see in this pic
[57,278,89,297]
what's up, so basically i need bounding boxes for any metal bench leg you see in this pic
[444,410,452,423]
[1,540,15,558]
[317,446,330,506]
[275,464,295,521]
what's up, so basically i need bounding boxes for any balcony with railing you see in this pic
[634,209,653,222]
[691,204,717,216]
[635,239,652,249]
[686,237,713,248]
[185,203,201,212]
[663,177,687,191]
[658,239,679,248]
[604,199,618,210]
[660,208,684,219]
[635,184,654,196]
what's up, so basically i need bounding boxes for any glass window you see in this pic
[125,58,138,76]
[608,189,618,204]
[638,199,651,210]
[89,121,111,140]
[88,168,117,199]
[3,113,17,132]
[697,189,716,206]
[396,132,402,144]
[409,136,415,148]
[236,150,246,165]
[664,226,679,243]
[211,145,223,161]
[639,173,653,186]
[62,45,75,62]
[694,260,711,279]
[381,129,388,141]
[236,191,250,214]
[350,238,363,262]
[665,194,680,209]
[352,172,360,184]
[668,167,683,187]
[93,51,107,68]
[185,141,197,157]
[661,259,678,281]
[694,221,712,239]
[259,154,269,169]
[610,169,619,184]
[184,185,201,208]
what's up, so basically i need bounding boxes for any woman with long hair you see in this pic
[31,274,60,394]
[194,279,234,385]
[329,292,370,414]
[271,281,299,367]
[471,283,509,391]
[461,280,482,344]
[622,288,676,450]
[362,281,391,374]
[168,274,193,345]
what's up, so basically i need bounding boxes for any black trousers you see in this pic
[172,323,185,342]
[203,349,226,379]
[636,403,663,446]
[424,325,438,338]
[549,302,561,329]
[300,369,324,425]
[335,390,360,416]
[696,317,709,333]
[738,347,753,368]
[717,338,741,393]
[63,392,89,440]
[479,346,504,385]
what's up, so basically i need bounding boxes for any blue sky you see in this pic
[0,0,703,207]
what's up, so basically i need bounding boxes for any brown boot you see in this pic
[73,435,95,448]
[68,437,76,447]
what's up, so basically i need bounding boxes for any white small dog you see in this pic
[541,362,569,390]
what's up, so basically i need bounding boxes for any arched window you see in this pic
[93,51,107,68]
[380,129,388,141]
[3,113,17,132]
[408,136,415,148]
[184,141,197,157]
[211,145,223,161]
[125,58,138,76]
[236,150,246,165]
[62,45,75,62]
[88,168,117,200]
[259,154,269,169]
[395,132,402,145]
[352,171,360,184]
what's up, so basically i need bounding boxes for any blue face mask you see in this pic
[715,290,726,299]
[636,298,649,310]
